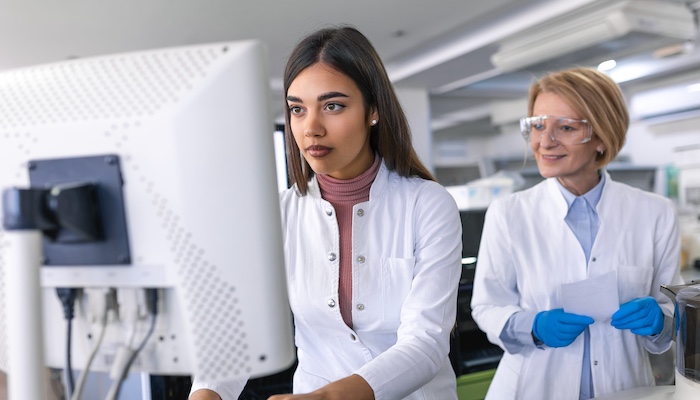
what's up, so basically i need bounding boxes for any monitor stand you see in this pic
[4,230,46,400]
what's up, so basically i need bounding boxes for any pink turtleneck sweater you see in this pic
[317,155,381,328]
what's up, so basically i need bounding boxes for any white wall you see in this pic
[396,87,433,171]
[433,123,526,167]
[623,116,700,166]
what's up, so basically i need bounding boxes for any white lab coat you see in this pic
[191,161,462,399]
[471,172,682,400]
[281,161,461,400]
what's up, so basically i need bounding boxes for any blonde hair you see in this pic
[527,67,628,167]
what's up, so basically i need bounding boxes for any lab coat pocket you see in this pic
[380,257,415,323]
[616,265,653,304]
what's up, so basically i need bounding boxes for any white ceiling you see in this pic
[1,0,699,130]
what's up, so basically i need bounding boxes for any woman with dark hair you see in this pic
[282,26,434,194]
[470,67,682,399]
[190,26,461,400]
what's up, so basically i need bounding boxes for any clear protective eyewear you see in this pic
[520,115,592,145]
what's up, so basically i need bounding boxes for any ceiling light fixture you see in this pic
[597,59,617,71]
[490,0,696,72]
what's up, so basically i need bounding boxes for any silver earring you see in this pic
[371,119,377,126]
[599,149,605,155]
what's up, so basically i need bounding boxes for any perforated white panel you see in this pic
[0,42,295,381]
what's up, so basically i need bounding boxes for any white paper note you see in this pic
[561,271,620,322]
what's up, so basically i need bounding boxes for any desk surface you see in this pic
[593,386,675,400]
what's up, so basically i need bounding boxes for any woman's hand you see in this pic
[611,297,664,336]
[532,308,594,347]
[268,374,374,400]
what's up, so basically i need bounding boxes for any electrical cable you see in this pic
[66,319,73,393]
[70,289,113,400]
[56,288,79,398]
[105,288,159,400]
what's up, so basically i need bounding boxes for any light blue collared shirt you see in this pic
[556,173,605,400]
[557,174,605,264]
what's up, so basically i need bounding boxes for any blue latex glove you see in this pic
[611,297,664,336]
[532,308,594,348]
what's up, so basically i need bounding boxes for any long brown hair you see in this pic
[283,25,434,195]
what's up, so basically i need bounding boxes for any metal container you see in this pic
[676,286,700,384]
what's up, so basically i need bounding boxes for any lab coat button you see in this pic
[357,209,364,217]
[350,333,356,341]
[328,253,337,262]
[592,257,597,262]
[327,299,336,308]
[357,304,365,310]
[325,207,333,216]
[594,361,598,366]
[357,256,365,264]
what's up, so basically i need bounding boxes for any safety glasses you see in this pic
[520,115,592,145]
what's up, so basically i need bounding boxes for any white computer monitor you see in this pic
[0,40,296,391]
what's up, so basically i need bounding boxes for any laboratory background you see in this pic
[1,0,700,399]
